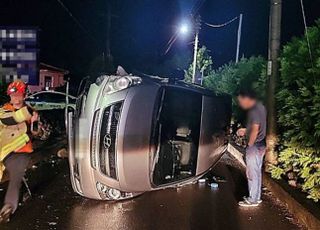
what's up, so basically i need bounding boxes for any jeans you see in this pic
[245,144,266,203]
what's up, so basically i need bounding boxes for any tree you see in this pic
[203,56,267,122]
[204,56,266,95]
[271,20,320,202]
[184,46,213,83]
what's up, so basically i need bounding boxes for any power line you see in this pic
[300,0,314,70]
[205,15,242,63]
[56,0,88,35]
[204,16,238,28]
[55,0,100,47]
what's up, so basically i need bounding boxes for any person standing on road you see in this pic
[236,88,267,207]
[0,80,39,223]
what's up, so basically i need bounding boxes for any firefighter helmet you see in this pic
[7,80,27,95]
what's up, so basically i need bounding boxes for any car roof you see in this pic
[94,74,230,98]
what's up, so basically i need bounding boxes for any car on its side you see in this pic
[67,74,231,200]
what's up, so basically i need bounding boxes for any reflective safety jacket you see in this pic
[0,103,33,179]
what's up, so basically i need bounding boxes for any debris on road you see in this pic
[31,165,38,170]
[57,148,68,158]
[198,178,207,183]
[48,222,57,226]
[212,176,227,183]
[209,182,219,189]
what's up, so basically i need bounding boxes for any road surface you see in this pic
[0,159,303,230]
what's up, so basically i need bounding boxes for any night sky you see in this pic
[1,0,319,80]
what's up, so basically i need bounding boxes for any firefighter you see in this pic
[0,80,39,223]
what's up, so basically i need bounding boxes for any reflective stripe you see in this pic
[0,133,30,161]
[0,103,33,161]
[13,107,32,123]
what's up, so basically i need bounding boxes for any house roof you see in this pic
[40,63,69,75]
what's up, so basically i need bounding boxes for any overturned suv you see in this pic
[67,74,231,200]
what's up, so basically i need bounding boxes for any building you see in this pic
[28,63,69,93]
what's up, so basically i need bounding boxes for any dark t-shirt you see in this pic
[246,102,267,143]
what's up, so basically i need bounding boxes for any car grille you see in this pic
[98,102,122,179]
[90,109,101,169]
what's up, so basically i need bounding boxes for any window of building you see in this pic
[44,76,53,90]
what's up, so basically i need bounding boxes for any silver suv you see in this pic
[67,75,231,200]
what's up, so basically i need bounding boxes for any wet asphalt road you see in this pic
[0,159,303,230]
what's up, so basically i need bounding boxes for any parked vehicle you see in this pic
[26,91,76,111]
[67,74,231,200]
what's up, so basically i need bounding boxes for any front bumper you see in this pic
[68,113,131,200]
[67,86,145,200]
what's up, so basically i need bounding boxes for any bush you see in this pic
[203,56,267,122]
[271,20,320,202]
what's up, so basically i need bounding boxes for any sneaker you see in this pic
[243,196,262,204]
[238,199,259,207]
[0,204,13,224]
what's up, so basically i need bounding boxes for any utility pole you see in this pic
[192,16,201,84]
[265,0,282,169]
[236,14,243,63]
[192,31,199,84]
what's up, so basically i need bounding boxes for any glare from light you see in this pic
[179,24,189,35]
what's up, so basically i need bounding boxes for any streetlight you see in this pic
[178,16,201,84]
[175,15,243,85]
[178,23,190,35]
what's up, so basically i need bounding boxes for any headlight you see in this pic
[108,188,121,200]
[114,77,130,91]
[103,76,142,95]
[96,182,134,200]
